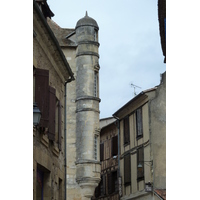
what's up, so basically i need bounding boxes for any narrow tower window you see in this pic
[94,29,98,41]
[94,135,97,160]
[94,71,98,97]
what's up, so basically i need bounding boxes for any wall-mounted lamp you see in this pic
[33,103,41,126]
[137,160,153,168]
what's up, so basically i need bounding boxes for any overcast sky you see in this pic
[48,0,166,119]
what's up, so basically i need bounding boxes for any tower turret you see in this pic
[75,12,101,199]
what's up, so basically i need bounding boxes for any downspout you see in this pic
[113,115,120,199]
[64,77,74,200]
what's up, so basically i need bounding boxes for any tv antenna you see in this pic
[130,83,142,96]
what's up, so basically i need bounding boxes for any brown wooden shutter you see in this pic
[58,100,62,150]
[100,143,104,161]
[124,154,131,185]
[112,135,118,156]
[35,68,49,128]
[124,116,130,145]
[137,147,144,180]
[107,172,112,194]
[48,86,56,141]
[103,175,106,195]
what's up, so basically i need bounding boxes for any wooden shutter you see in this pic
[107,172,112,194]
[100,143,104,161]
[136,108,143,137]
[124,116,130,145]
[112,135,118,156]
[103,175,106,195]
[137,147,144,180]
[124,154,131,185]
[48,86,56,141]
[58,100,62,150]
[35,68,49,128]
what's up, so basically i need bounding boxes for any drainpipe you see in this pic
[64,77,74,200]
[113,115,120,199]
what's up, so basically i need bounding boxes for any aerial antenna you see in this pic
[130,83,142,96]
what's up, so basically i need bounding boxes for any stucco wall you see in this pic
[149,72,166,189]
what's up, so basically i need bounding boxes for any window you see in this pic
[95,175,106,197]
[124,116,130,145]
[100,143,104,161]
[124,154,131,185]
[136,107,143,138]
[94,71,98,97]
[55,100,62,150]
[112,135,118,157]
[36,165,50,200]
[35,68,59,142]
[94,135,97,160]
[36,167,44,200]
[94,29,98,41]
[137,147,144,181]
[108,171,118,194]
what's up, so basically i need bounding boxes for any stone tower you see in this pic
[75,12,101,199]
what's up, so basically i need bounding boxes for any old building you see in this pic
[93,117,119,200]
[158,0,166,63]
[112,72,166,200]
[47,10,101,200]
[33,1,74,200]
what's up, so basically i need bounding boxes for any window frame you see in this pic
[137,147,144,181]
[123,116,130,145]
[136,107,143,139]
[124,153,131,186]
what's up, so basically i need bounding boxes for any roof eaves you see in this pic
[113,87,157,117]
[33,0,75,81]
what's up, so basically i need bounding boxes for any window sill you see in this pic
[136,135,143,140]
[137,176,144,182]
[124,142,130,147]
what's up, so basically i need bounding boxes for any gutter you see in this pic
[33,0,75,81]
[113,115,120,200]
[64,78,74,200]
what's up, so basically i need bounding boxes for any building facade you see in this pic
[113,72,166,200]
[93,117,119,200]
[47,10,101,200]
[33,1,74,200]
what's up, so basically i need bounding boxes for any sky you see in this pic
[47,0,166,118]
[47,0,166,119]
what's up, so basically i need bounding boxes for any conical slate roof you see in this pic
[75,11,99,30]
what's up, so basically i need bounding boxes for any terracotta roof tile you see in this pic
[154,189,166,200]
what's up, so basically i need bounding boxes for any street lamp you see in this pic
[137,160,153,168]
[137,161,153,192]
[33,103,41,126]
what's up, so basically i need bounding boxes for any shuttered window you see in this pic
[124,154,131,185]
[124,116,130,145]
[136,108,143,138]
[35,68,49,128]
[95,175,106,197]
[48,86,56,141]
[100,143,104,161]
[112,135,118,157]
[137,147,144,181]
